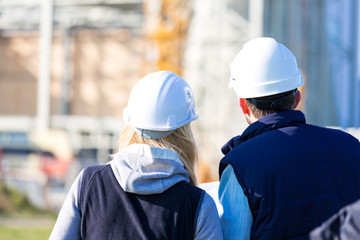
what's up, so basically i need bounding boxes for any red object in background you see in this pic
[40,154,70,179]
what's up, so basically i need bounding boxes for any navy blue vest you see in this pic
[219,110,360,240]
[80,164,204,240]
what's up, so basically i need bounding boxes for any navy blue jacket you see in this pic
[219,110,360,240]
[80,165,204,240]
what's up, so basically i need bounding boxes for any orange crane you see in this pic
[142,0,190,76]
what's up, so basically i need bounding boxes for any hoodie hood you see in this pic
[110,144,190,195]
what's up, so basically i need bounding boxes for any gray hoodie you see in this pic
[49,144,223,240]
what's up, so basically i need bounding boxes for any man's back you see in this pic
[220,110,360,239]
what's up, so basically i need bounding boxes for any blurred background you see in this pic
[0,0,359,238]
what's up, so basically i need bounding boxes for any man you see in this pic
[218,37,360,240]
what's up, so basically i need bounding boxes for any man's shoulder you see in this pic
[222,123,359,164]
[306,124,359,143]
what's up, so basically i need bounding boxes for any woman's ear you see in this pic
[294,90,302,109]
[239,98,249,114]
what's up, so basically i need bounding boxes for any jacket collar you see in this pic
[221,110,306,155]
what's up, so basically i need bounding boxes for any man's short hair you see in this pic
[246,89,297,118]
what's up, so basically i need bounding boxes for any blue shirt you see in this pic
[219,165,252,240]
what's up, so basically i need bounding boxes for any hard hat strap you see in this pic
[246,89,297,111]
[134,127,175,139]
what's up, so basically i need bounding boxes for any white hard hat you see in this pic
[123,71,198,137]
[229,37,303,98]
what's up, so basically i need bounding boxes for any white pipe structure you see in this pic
[36,0,54,131]
[249,0,264,39]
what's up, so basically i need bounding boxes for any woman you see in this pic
[49,71,223,240]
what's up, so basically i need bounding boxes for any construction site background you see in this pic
[0,0,359,211]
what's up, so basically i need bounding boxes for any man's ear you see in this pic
[294,90,302,109]
[239,98,249,114]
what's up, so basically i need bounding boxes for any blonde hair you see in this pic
[118,124,198,185]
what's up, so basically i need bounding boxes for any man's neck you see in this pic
[245,112,260,124]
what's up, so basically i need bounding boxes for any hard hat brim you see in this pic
[230,72,303,99]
